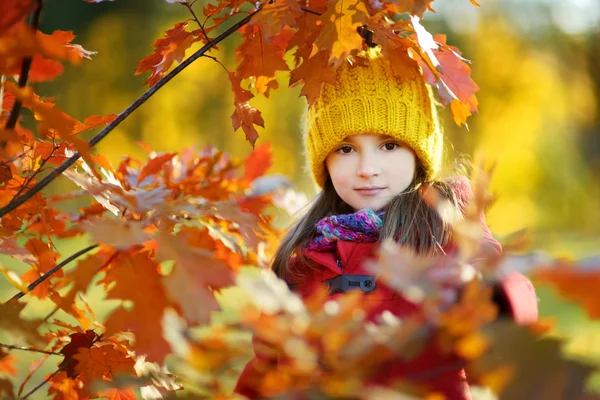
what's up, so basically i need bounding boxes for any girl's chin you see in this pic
[350,199,387,212]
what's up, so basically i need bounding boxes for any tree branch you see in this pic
[183,1,210,43]
[0,9,261,219]
[300,6,322,16]
[13,141,58,200]
[6,244,98,303]
[4,0,43,131]
[21,364,63,400]
[0,343,61,356]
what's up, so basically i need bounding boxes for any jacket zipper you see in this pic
[334,248,343,271]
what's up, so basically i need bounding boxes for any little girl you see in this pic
[235,53,538,399]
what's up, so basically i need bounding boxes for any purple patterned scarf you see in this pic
[307,208,386,252]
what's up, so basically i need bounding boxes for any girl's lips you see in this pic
[355,188,385,196]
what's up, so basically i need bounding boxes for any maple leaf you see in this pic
[289,49,337,106]
[0,350,17,376]
[59,330,99,378]
[533,260,600,320]
[368,17,419,82]
[235,25,290,82]
[47,371,81,400]
[100,250,173,362]
[135,22,197,86]
[243,141,272,182]
[73,344,135,383]
[134,355,183,399]
[248,0,301,42]
[0,302,43,344]
[25,56,64,82]
[431,34,479,110]
[471,322,594,399]
[83,218,150,250]
[228,72,264,146]
[315,0,366,66]
[96,386,136,400]
[0,0,34,33]
[394,0,435,17]
[0,378,14,400]
[157,229,235,324]
[287,11,322,65]
[137,152,177,184]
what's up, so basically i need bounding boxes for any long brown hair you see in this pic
[271,161,460,285]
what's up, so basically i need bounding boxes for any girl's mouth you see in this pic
[355,187,385,196]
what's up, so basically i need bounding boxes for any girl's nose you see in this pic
[356,153,381,178]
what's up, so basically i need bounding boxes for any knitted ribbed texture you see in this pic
[303,54,443,188]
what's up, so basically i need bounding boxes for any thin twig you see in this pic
[42,306,58,322]
[300,6,322,15]
[6,244,98,303]
[0,343,61,356]
[0,9,261,219]
[13,143,57,200]
[4,0,43,131]
[183,1,210,43]
[41,249,119,322]
[21,364,64,399]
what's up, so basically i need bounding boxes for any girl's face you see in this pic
[325,134,416,212]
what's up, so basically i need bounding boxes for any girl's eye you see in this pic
[337,145,354,154]
[383,142,399,151]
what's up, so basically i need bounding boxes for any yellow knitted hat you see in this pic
[303,53,443,188]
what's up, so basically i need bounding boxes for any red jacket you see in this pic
[235,177,538,399]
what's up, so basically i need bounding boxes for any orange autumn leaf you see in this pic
[533,262,600,319]
[156,229,235,324]
[394,0,436,17]
[0,351,17,377]
[97,386,136,400]
[235,24,290,86]
[248,0,300,43]
[0,0,34,33]
[228,71,264,146]
[48,371,81,400]
[135,22,197,86]
[100,250,173,362]
[73,344,135,382]
[289,49,337,106]
[137,152,177,184]
[243,141,272,182]
[315,0,366,65]
[59,330,99,378]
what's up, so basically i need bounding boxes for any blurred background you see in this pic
[6,0,600,396]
